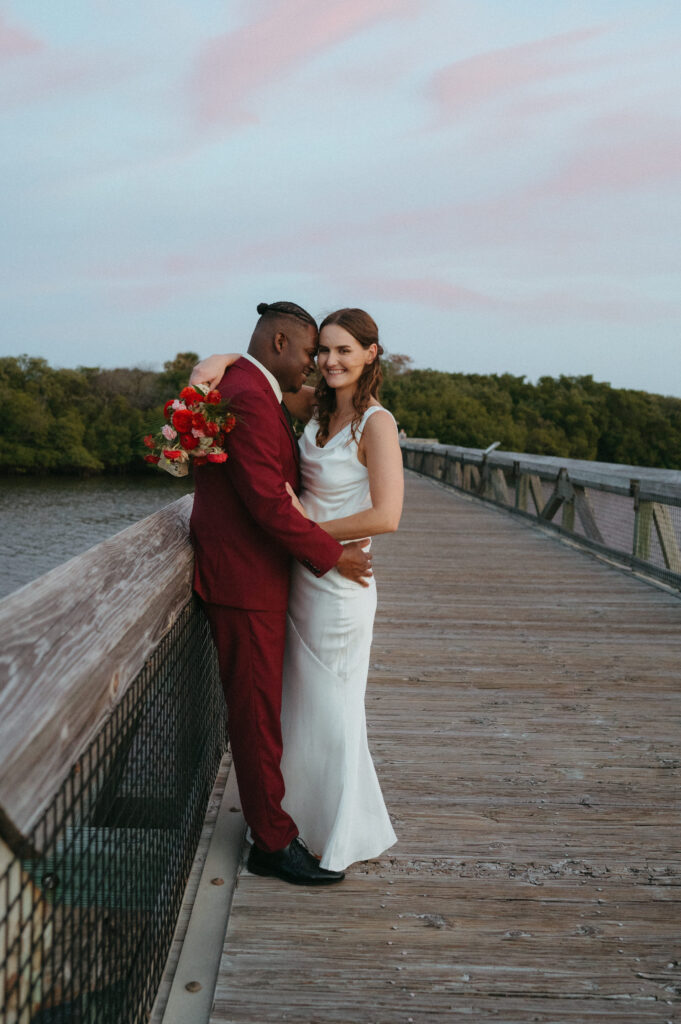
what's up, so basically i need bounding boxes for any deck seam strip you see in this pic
[160,758,246,1024]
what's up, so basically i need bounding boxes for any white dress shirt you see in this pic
[243,352,283,404]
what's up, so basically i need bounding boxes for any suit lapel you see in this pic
[233,357,299,464]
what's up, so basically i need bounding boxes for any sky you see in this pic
[1,0,680,395]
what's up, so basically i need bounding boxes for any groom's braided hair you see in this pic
[256,301,317,331]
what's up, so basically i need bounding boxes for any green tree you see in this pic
[160,352,200,394]
[2,352,681,474]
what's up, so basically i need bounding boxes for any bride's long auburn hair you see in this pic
[314,308,384,446]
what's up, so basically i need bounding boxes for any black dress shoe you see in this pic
[247,837,345,886]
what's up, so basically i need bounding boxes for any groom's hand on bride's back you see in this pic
[336,541,372,587]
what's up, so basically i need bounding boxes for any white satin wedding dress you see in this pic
[280,405,397,871]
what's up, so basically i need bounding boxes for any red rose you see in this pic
[179,386,202,405]
[193,454,208,466]
[206,390,221,404]
[204,421,220,436]
[143,434,155,448]
[180,433,200,450]
[163,399,175,419]
[223,415,236,433]
[172,408,194,433]
[144,454,160,463]
[163,449,183,460]
[192,412,208,432]
[207,452,228,463]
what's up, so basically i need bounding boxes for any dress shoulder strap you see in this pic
[352,405,397,443]
[360,405,396,429]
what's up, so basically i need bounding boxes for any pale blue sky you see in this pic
[2,1,680,394]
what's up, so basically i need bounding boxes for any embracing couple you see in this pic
[189,300,404,886]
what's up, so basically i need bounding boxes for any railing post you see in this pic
[515,463,529,510]
[631,479,653,560]
[479,452,491,497]
[558,468,576,530]
[462,455,470,491]
[441,449,450,484]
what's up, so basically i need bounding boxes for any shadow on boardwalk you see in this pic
[210,472,681,1024]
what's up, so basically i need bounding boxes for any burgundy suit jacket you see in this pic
[190,357,343,611]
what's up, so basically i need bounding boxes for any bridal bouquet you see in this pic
[143,385,236,477]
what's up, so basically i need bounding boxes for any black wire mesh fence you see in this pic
[402,443,681,592]
[0,596,225,1024]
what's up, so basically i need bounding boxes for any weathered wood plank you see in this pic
[653,502,681,572]
[633,500,654,560]
[515,472,529,511]
[529,474,545,515]
[441,454,462,489]
[490,467,511,505]
[0,839,51,1024]
[0,495,194,844]
[574,485,605,543]
[209,475,681,1023]
[462,464,480,491]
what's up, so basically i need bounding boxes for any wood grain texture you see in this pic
[209,473,681,1024]
[0,495,194,843]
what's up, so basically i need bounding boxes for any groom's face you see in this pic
[277,324,318,393]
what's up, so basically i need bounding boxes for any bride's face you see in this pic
[317,324,377,391]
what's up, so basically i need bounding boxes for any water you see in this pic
[0,473,194,601]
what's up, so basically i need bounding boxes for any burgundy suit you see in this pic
[190,357,342,851]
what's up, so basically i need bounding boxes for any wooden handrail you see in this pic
[401,442,681,504]
[401,441,681,588]
[0,495,194,848]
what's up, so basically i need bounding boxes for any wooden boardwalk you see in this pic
[209,472,681,1024]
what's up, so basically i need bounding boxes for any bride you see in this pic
[192,307,403,870]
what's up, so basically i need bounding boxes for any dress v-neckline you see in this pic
[317,421,352,448]
[315,405,381,449]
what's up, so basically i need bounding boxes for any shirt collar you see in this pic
[243,352,283,403]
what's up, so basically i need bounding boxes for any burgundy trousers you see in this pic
[203,602,298,853]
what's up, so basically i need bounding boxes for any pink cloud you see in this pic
[343,274,504,311]
[0,13,42,60]
[0,50,139,113]
[537,110,681,197]
[106,281,196,312]
[92,239,285,310]
[0,11,142,114]
[190,0,420,128]
[338,273,681,324]
[428,25,609,121]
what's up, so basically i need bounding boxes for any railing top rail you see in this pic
[0,494,194,844]
[401,441,681,502]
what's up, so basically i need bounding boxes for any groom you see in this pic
[190,301,372,886]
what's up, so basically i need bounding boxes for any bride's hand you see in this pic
[285,482,309,519]
[189,353,239,390]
